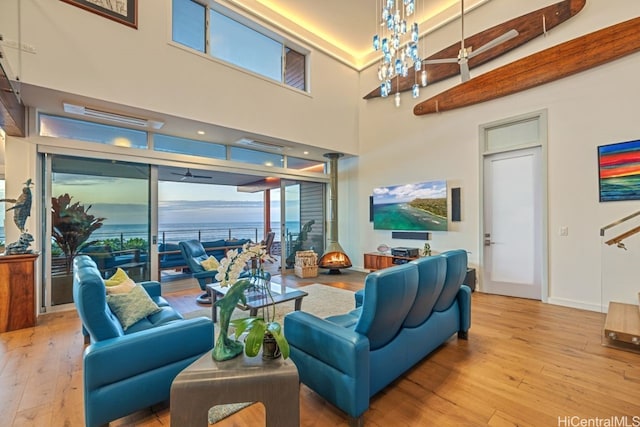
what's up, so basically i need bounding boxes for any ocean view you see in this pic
[1,221,301,245]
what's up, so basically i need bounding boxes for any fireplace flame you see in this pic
[318,251,353,268]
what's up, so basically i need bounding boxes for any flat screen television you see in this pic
[372,179,448,231]
[598,139,640,202]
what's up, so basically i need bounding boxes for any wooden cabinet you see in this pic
[0,253,39,332]
[364,252,418,271]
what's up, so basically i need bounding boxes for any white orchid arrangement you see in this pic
[214,241,289,359]
[215,242,272,287]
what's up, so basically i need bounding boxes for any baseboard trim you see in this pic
[546,297,603,313]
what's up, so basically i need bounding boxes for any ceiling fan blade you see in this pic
[170,172,184,176]
[424,57,459,65]
[460,60,471,82]
[192,175,212,179]
[468,29,519,59]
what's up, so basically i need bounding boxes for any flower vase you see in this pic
[211,280,252,361]
[262,332,282,360]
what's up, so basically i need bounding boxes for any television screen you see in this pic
[372,179,448,231]
[598,139,640,202]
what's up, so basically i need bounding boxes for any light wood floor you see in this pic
[2,270,639,426]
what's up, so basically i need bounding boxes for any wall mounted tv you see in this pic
[598,139,640,202]
[372,179,448,231]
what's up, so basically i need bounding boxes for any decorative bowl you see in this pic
[377,244,390,253]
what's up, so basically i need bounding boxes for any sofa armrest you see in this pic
[84,317,213,391]
[354,289,365,308]
[457,284,472,336]
[284,311,369,378]
[140,281,162,297]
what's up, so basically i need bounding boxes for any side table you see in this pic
[170,351,300,427]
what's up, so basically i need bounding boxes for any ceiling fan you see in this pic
[425,0,519,82]
[171,168,213,181]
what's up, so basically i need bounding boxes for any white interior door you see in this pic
[483,147,542,299]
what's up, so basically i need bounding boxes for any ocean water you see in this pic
[0,221,301,245]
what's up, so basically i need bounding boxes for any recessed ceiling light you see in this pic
[197,130,205,135]
[303,151,309,155]
[265,161,274,167]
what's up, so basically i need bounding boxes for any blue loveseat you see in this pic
[284,250,471,425]
[73,255,214,427]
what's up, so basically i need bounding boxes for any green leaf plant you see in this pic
[230,315,290,359]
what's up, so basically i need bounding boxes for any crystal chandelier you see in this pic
[373,0,426,107]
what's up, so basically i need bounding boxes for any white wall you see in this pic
[354,0,640,311]
[0,0,359,154]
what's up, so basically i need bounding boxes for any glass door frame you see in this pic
[42,153,153,311]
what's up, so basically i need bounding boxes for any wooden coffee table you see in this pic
[206,282,308,322]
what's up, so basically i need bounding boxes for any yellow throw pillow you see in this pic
[106,278,136,295]
[200,256,220,271]
[105,268,130,287]
[107,285,161,330]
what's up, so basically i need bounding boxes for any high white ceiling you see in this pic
[0,0,494,178]
[224,0,490,69]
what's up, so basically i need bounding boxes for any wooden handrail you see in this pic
[600,210,640,237]
[604,225,640,246]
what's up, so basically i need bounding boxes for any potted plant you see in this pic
[212,242,289,361]
[230,302,289,360]
[50,193,105,304]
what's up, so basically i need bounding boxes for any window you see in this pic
[210,10,282,82]
[172,0,308,91]
[230,146,283,167]
[286,156,325,172]
[39,114,148,149]
[285,48,306,91]
[172,0,206,52]
[154,134,226,159]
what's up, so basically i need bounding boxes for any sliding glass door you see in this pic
[45,155,151,306]
[280,179,325,271]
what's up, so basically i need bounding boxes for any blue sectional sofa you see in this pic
[73,255,214,427]
[284,250,471,425]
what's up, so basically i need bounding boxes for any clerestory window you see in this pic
[172,0,308,92]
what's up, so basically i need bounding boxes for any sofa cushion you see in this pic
[105,268,130,287]
[355,263,418,350]
[433,250,468,312]
[106,277,136,294]
[404,256,447,327]
[200,256,220,271]
[202,240,226,259]
[107,285,162,330]
[225,238,249,247]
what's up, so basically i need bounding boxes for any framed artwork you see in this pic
[61,0,138,29]
[598,139,640,202]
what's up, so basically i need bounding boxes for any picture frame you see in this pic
[597,139,640,202]
[61,0,138,29]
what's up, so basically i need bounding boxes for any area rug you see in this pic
[184,283,356,327]
[182,283,356,424]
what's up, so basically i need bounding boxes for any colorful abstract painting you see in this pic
[598,139,640,202]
